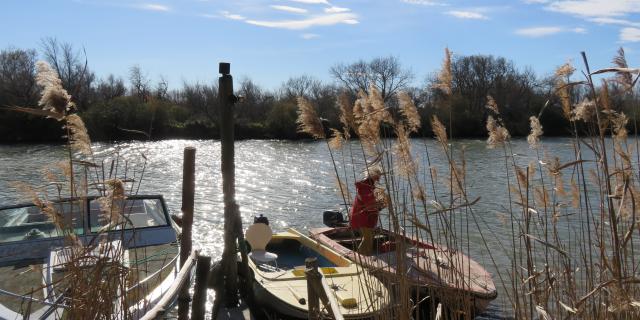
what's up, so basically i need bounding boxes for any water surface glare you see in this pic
[0,138,583,319]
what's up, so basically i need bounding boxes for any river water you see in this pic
[0,138,583,319]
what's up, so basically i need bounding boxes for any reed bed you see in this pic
[2,61,171,319]
[297,48,640,319]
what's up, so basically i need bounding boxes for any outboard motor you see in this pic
[323,210,346,227]
[253,214,269,225]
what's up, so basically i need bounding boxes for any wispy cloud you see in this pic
[524,1,640,42]
[401,0,448,6]
[621,27,640,42]
[446,10,488,19]
[546,0,640,18]
[245,13,358,29]
[271,5,308,14]
[217,0,359,30]
[301,33,320,39]
[515,26,587,37]
[325,6,350,13]
[287,0,330,4]
[220,11,246,21]
[139,3,170,12]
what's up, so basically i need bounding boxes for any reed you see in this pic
[2,61,171,319]
[298,47,640,320]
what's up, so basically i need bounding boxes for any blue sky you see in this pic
[1,0,640,90]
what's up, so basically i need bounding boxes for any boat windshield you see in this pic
[0,201,85,243]
[89,198,168,232]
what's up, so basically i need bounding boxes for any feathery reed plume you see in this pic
[571,99,596,122]
[527,116,543,149]
[431,116,448,145]
[369,85,393,124]
[486,115,510,148]
[337,91,354,133]
[398,91,421,133]
[35,61,72,116]
[66,114,92,156]
[485,95,499,114]
[600,79,611,111]
[556,63,575,78]
[555,63,575,119]
[394,125,417,178]
[434,47,453,95]
[613,47,633,89]
[612,112,628,140]
[296,96,326,139]
[97,178,126,227]
[353,91,366,121]
[328,128,344,150]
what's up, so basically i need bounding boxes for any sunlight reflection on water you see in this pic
[0,138,587,319]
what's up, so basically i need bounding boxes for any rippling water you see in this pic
[0,138,583,319]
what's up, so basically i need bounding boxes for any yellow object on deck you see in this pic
[334,291,358,308]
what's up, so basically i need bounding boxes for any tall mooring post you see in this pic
[178,147,196,320]
[219,62,241,306]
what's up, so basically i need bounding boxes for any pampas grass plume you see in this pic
[296,96,326,139]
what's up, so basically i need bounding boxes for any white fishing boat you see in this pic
[0,195,196,319]
[244,222,390,319]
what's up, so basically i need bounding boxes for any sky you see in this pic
[1,0,640,90]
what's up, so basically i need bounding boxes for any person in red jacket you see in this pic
[349,166,383,255]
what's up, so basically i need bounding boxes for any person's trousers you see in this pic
[357,227,374,255]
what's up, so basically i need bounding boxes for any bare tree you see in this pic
[330,56,412,100]
[129,65,150,102]
[280,75,322,100]
[0,48,38,106]
[40,37,94,108]
[181,82,219,121]
[155,76,169,101]
[96,74,126,101]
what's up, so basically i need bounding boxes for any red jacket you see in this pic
[349,179,379,229]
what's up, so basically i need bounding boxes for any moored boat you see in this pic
[244,224,391,319]
[309,222,497,316]
[0,195,196,319]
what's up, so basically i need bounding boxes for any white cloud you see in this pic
[515,26,587,37]
[287,0,330,4]
[446,10,489,19]
[220,11,246,20]
[301,33,320,39]
[523,0,550,4]
[621,27,640,42]
[325,6,350,13]
[546,0,640,18]
[590,17,640,28]
[271,5,308,14]
[245,13,358,29]
[401,0,448,6]
[139,3,170,12]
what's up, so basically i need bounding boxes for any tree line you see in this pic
[1,39,635,143]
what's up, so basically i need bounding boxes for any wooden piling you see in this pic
[192,255,212,320]
[305,258,321,320]
[219,62,241,306]
[305,257,344,320]
[178,147,196,320]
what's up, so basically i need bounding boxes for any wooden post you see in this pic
[192,255,212,320]
[178,147,196,320]
[219,62,240,306]
[305,257,344,320]
[305,258,321,320]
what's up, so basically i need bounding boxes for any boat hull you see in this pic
[309,226,497,315]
